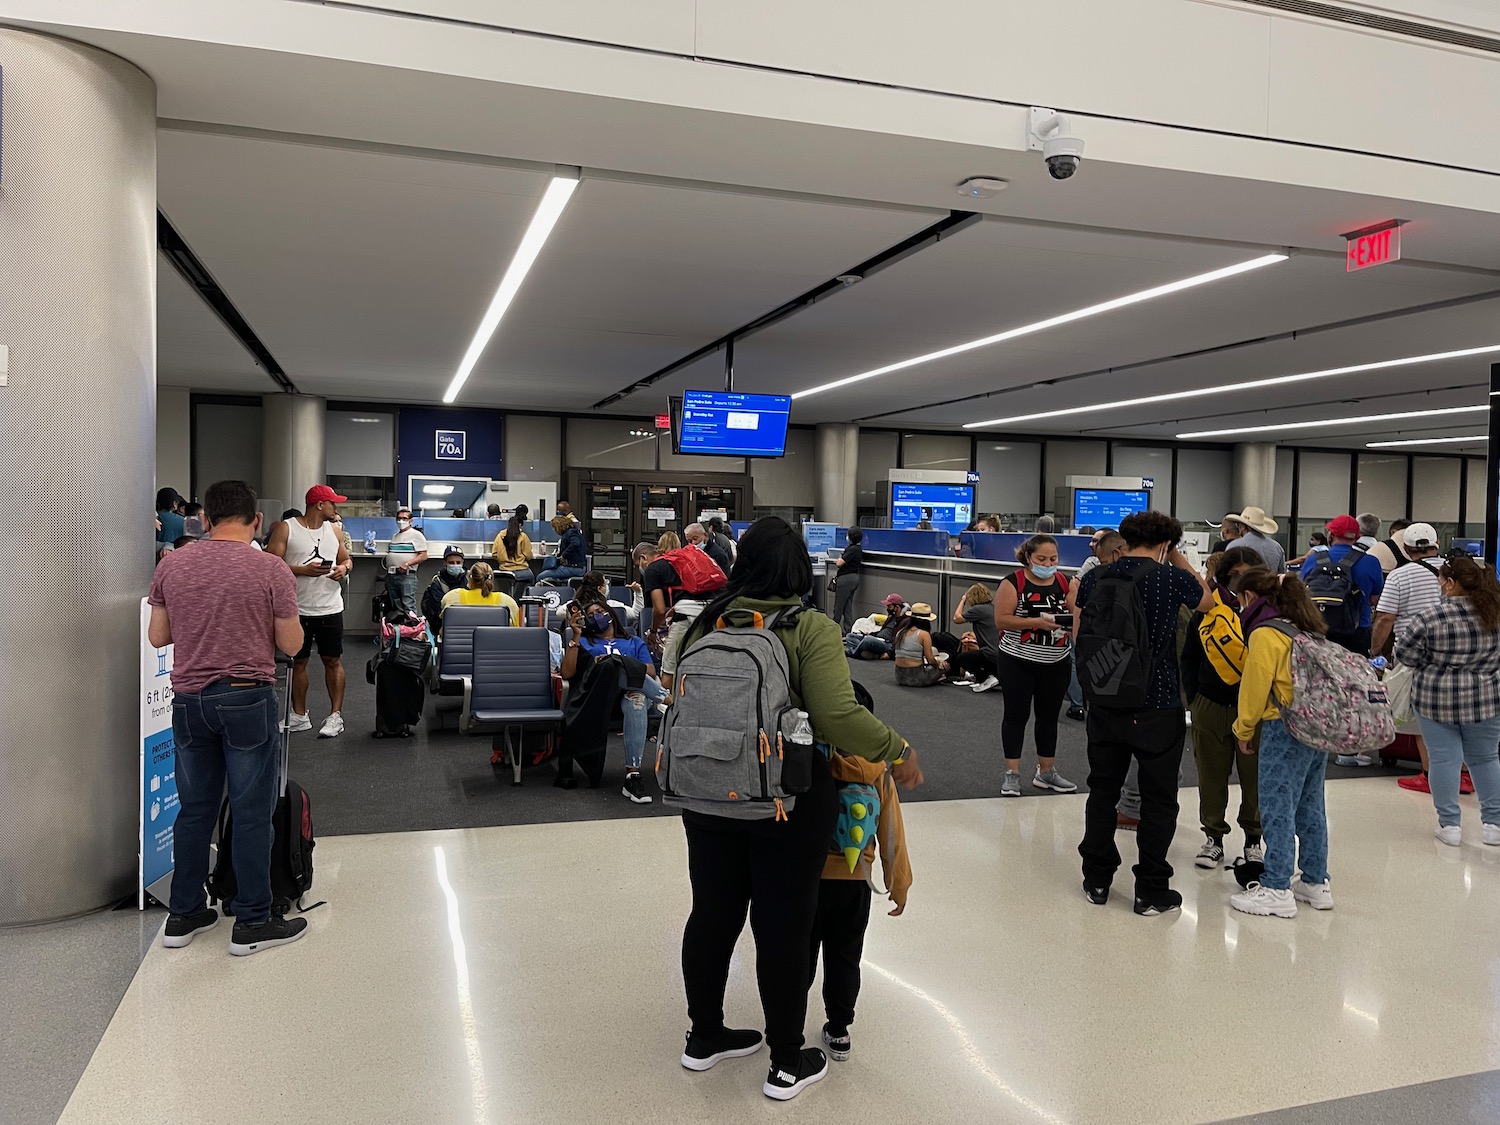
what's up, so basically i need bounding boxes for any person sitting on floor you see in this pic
[892,603,948,687]
[846,594,908,660]
[559,597,668,803]
[439,561,520,634]
[947,583,999,690]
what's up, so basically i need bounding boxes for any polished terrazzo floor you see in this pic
[56,780,1500,1125]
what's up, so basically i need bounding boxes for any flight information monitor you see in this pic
[1073,488,1151,528]
[675,391,791,457]
[891,483,974,534]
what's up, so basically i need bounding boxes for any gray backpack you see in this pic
[656,607,813,820]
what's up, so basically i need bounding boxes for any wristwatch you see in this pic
[894,741,911,765]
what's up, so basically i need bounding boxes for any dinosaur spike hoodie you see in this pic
[821,749,912,909]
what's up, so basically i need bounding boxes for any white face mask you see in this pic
[397,518,411,528]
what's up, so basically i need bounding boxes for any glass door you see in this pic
[691,486,741,527]
[584,482,631,581]
[641,486,686,555]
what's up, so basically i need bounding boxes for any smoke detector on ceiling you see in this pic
[958,176,1009,199]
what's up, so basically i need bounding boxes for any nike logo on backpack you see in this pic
[1086,639,1131,696]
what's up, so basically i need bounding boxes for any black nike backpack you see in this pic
[207,780,319,917]
[1076,564,1157,711]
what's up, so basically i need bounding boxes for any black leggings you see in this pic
[681,754,838,1067]
[997,651,1072,762]
[948,650,996,679]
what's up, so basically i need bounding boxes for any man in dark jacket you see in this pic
[422,546,469,633]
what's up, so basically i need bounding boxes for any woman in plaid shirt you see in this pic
[1394,555,1500,848]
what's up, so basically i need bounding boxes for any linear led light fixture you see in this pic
[1177,405,1487,440]
[1367,435,1488,447]
[442,169,581,404]
[792,252,1286,401]
[965,343,1500,429]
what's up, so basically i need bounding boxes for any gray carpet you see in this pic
[296,647,1413,837]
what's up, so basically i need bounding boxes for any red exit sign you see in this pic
[1345,222,1401,272]
[654,413,671,430]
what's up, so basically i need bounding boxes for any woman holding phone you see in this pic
[993,534,1077,798]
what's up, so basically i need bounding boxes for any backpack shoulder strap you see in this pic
[1056,572,1069,595]
[1262,618,1299,640]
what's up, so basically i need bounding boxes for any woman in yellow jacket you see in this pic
[439,561,521,635]
[1228,569,1334,919]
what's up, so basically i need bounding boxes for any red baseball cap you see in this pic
[1325,514,1361,539]
[305,484,348,507]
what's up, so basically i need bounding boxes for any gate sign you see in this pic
[435,429,466,460]
[140,599,178,908]
[1345,222,1401,273]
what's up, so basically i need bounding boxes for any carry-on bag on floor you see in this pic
[366,611,433,737]
[208,655,322,917]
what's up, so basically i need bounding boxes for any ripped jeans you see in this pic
[621,675,671,770]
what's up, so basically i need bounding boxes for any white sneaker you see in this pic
[318,712,345,739]
[1335,754,1376,767]
[1291,879,1334,911]
[282,712,312,733]
[1484,824,1500,847]
[1229,882,1297,918]
[1435,824,1462,847]
[971,675,1000,694]
[1244,841,1265,865]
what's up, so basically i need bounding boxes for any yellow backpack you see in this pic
[1197,595,1247,685]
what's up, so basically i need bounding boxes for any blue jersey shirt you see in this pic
[1300,544,1384,629]
[578,634,652,665]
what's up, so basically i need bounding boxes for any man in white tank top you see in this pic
[267,485,352,738]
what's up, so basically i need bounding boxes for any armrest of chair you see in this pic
[458,675,474,734]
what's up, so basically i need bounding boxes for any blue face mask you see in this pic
[445,564,465,577]
[587,612,614,635]
[1030,563,1059,579]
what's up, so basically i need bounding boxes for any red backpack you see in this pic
[663,547,728,597]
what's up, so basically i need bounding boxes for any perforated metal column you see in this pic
[261,394,327,516]
[815,424,859,527]
[0,30,156,925]
[1232,442,1278,515]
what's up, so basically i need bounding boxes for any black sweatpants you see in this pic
[1077,708,1187,894]
[996,652,1072,762]
[808,879,873,1037]
[949,650,997,680]
[681,754,838,1066]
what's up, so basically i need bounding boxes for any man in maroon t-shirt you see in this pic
[147,480,308,956]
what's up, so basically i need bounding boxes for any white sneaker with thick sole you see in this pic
[1229,883,1297,918]
[1291,879,1334,911]
[1484,824,1500,847]
[971,675,1000,694]
[1244,842,1265,865]
[1435,824,1463,847]
[282,712,313,733]
[1335,754,1376,767]
[318,712,345,739]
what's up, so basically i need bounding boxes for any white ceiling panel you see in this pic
[156,255,274,392]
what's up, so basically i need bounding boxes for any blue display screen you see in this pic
[891,483,974,534]
[678,391,791,457]
[1073,489,1151,528]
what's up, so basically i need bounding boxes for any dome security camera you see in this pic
[1026,107,1085,181]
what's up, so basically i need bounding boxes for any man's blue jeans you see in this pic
[621,676,670,770]
[386,568,419,614]
[170,681,280,925]
[1418,712,1500,828]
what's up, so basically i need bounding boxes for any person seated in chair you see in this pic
[422,546,470,634]
[439,561,520,635]
[535,516,588,586]
[559,598,669,804]
[570,571,644,633]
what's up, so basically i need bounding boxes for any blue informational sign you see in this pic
[1074,488,1152,528]
[891,483,974,534]
[679,390,791,457]
[435,429,467,461]
[966,470,981,484]
[803,522,839,555]
[140,600,179,906]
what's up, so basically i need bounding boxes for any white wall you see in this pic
[505,415,561,481]
[751,427,815,508]
[156,386,191,497]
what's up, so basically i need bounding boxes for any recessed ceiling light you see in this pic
[965,344,1500,429]
[1177,405,1487,440]
[1366,435,1488,447]
[443,170,580,404]
[347,416,383,423]
[422,484,455,495]
[418,500,447,510]
[792,253,1287,401]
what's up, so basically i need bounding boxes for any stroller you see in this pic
[366,609,433,738]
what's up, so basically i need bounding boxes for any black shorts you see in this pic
[296,613,344,660]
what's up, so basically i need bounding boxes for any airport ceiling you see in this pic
[157,126,1500,455]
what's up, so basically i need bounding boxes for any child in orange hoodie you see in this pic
[809,747,913,1062]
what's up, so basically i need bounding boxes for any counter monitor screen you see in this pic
[1073,488,1151,529]
[673,390,791,457]
[891,483,974,534]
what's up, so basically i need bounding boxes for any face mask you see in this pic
[445,564,465,577]
[398,519,411,529]
[586,612,613,635]
[1030,563,1059,579]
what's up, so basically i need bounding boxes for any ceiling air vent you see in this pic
[1237,0,1500,54]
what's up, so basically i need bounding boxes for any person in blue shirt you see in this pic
[1300,514,1384,655]
[560,597,669,803]
[156,487,186,549]
[536,515,588,586]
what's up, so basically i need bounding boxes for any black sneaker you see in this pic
[1066,705,1087,721]
[764,1048,828,1101]
[1133,889,1183,917]
[622,772,652,804]
[161,907,219,948]
[229,915,308,957]
[680,1027,763,1071]
[1082,882,1109,906]
[822,1024,851,1062]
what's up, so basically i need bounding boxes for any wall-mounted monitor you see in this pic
[891,482,974,534]
[671,390,791,457]
[1073,488,1151,529]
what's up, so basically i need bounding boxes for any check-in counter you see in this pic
[830,530,1095,626]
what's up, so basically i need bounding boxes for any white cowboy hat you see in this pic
[1220,506,1279,535]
